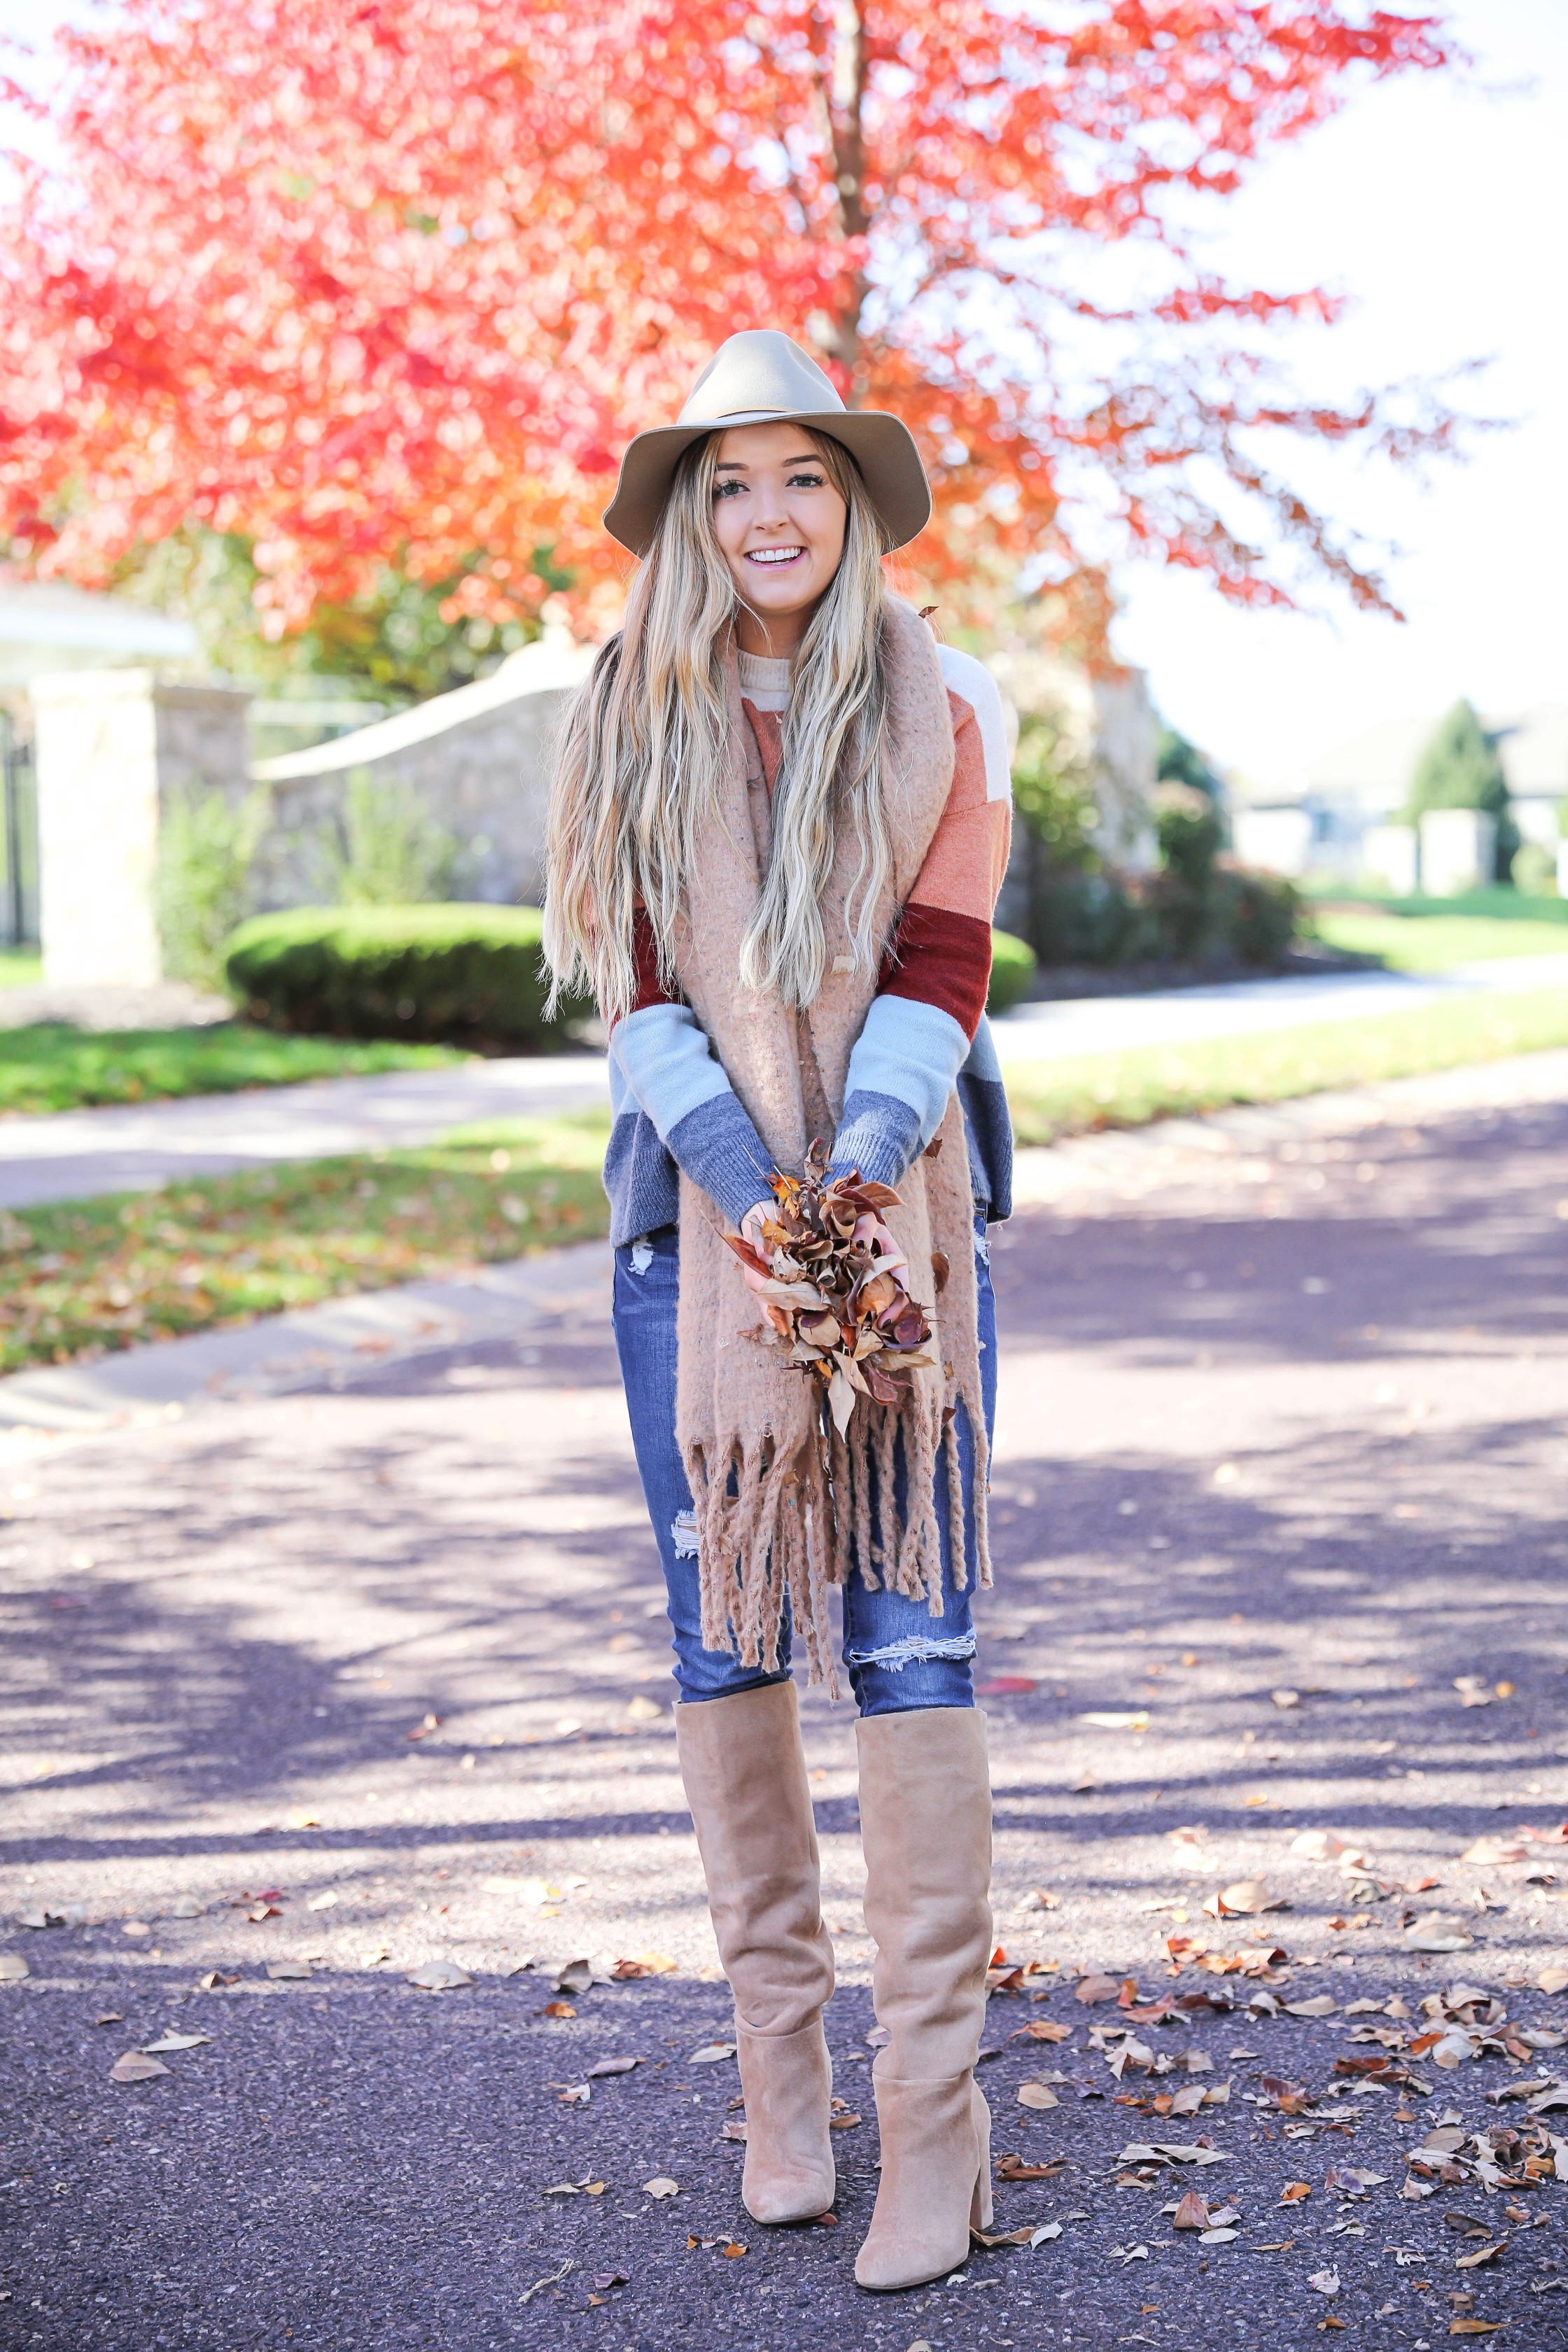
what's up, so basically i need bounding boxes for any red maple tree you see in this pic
[0,1,1465,651]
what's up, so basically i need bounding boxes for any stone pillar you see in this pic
[31,671,251,986]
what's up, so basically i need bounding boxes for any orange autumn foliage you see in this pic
[0,1,1466,648]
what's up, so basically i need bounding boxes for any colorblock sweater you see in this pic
[603,640,1015,1246]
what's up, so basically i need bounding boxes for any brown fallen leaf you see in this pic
[995,2153,1066,2181]
[109,2052,169,2083]
[1013,2019,1072,2043]
[544,2001,576,2019]
[1075,1973,1121,2005]
[720,2241,747,2258]
[1280,2182,1311,2203]
[1448,2323,1506,2337]
[406,1712,442,1740]
[406,1960,473,1991]
[555,1958,593,1994]
[1171,2190,1210,2230]
[1455,2242,1508,2271]
[971,2225,1039,2248]
[592,2272,628,2292]
[586,2056,640,2078]
[1016,2080,1059,2110]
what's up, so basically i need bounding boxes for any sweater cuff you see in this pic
[827,1088,924,1195]
[666,1091,777,1231]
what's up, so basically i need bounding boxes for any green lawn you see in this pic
[1004,988,1568,1147]
[0,1112,610,1373]
[0,951,42,988]
[1312,909,1568,972]
[0,1023,465,1116]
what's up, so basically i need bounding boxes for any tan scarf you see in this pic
[671,596,991,1692]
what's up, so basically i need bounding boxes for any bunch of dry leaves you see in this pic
[726,1142,937,1436]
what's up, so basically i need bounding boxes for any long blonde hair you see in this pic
[543,429,893,1026]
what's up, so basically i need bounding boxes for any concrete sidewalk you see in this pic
[4,951,1567,1211]
[0,1051,611,1210]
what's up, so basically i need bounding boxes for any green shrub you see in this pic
[223,904,589,1050]
[323,767,457,905]
[986,928,1037,1016]
[158,785,270,990]
[1511,842,1559,898]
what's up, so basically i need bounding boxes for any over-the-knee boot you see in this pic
[853,1706,993,2290]
[675,1681,836,2223]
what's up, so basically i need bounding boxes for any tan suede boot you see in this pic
[675,1681,836,2223]
[853,1706,994,2291]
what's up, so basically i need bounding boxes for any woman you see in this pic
[543,330,1014,2292]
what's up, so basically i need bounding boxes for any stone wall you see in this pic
[248,635,595,910]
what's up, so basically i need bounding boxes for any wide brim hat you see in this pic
[601,330,932,556]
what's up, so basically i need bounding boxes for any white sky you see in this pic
[1109,0,1568,785]
[2,0,1562,787]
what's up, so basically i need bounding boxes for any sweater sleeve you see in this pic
[830,646,1012,1191]
[607,908,776,1232]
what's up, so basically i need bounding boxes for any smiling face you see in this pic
[709,421,850,657]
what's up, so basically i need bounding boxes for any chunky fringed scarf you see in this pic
[671,596,991,1691]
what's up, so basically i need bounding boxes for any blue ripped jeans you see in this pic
[612,1214,998,1716]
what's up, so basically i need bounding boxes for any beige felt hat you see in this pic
[601,329,932,556]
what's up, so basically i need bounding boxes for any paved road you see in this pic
[5,951,1568,1210]
[4,1081,1568,2349]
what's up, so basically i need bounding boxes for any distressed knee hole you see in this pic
[671,1506,700,1558]
[845,1631,977,1672]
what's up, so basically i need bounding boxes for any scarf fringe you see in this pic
[685,1375,992,1693]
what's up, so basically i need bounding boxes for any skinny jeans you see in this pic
[612,1212,997,1715]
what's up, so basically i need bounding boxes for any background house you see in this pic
[1229,704,1567,885]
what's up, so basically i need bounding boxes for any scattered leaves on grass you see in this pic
[109,2052,169,2083]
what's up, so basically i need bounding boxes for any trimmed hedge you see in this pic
[225,904,1039,1048]
[987,927,1037,1016]
[223,904,588,1051]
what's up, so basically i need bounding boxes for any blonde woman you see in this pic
[544,331,1014,2292]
